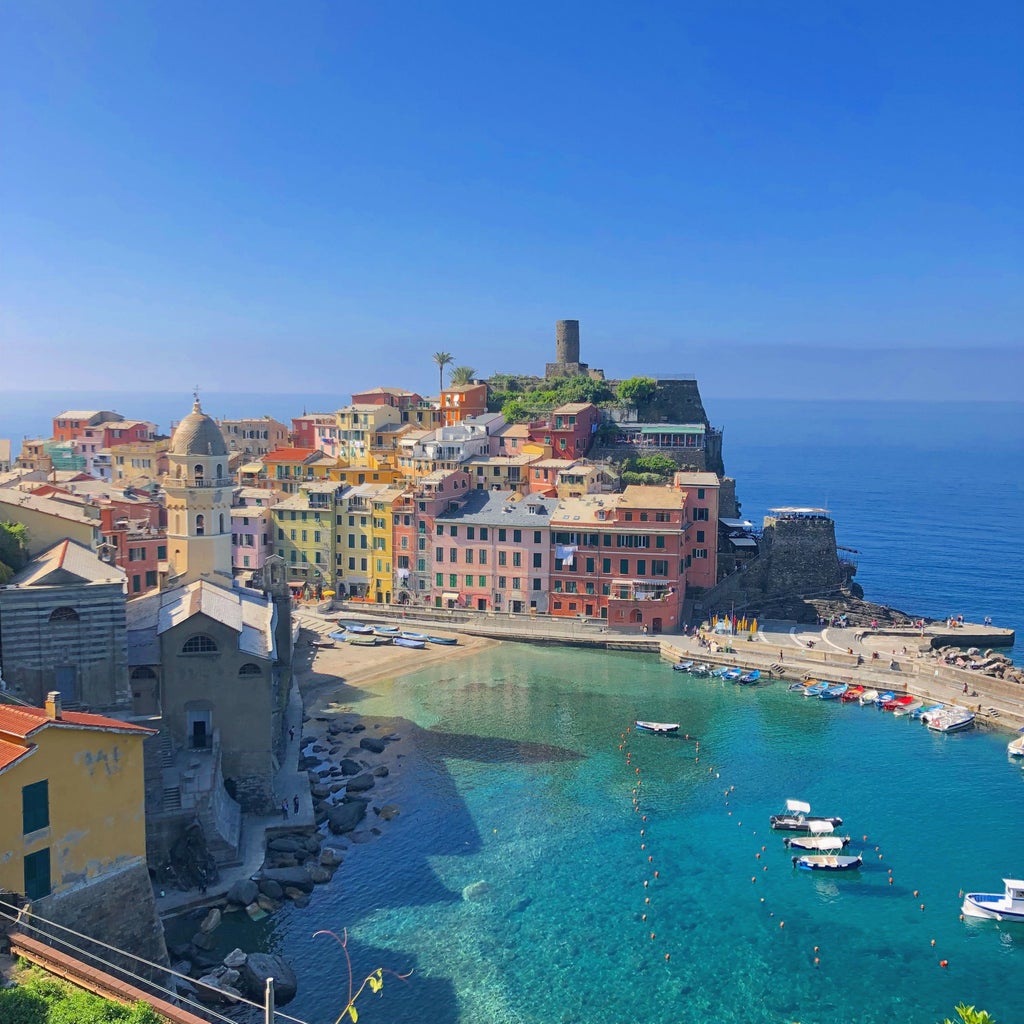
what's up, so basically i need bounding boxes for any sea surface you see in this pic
[6,393,1024,1021]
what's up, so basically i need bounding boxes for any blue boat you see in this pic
[672,660,695,672]
[738,669,761,685]
[874,690,896,707]
[819,683,848,700]
[373,625,401,636]
[913,702,944,721]
[427,635,459,646]
[711,666,731,678]
[339,621,374,634]
[722,667,742,681]
[803,680,828,697]
[393,636,426,649]
[400,631,430,641]
[327,631,348,641]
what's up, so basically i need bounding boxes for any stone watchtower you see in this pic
[164,398,233,583]
[545,319,603,379]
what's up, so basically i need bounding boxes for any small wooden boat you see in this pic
[883,694,914,712]
[803,680,827,697]
[400,631,430,641]
[373,625,401,636]
[893,699,923,718]
[858,688,879,706]
[340,622,374,634]
[672,660,695,672]
[874,690,896,707]
[792,853,863,872]
[393,636,426,649]
[961,879,1024,921]
[722,667,742,681]
[347,635,378,647]
[692,663,712,677]
[770,799,844,832]
[328,631,348,642]
[738,669,761,685]
[426,635,458,646]
[635,721,680,734]
[711,666,731,678]
[840,685,865,703]
[917,703,946,723]
[819,683,848,700]
[310,639,336,649]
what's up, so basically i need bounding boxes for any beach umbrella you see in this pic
[323,590,336,597]
[751,618,758,635]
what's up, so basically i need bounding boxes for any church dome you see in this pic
[170,400,228,457]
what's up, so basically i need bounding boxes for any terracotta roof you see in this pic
[0,702,156,739]
[264,448,322,462]
[10,539,125,587]
[0,737,35,774]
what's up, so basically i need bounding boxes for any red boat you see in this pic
[841,685,865,703]
[883,694,914,712]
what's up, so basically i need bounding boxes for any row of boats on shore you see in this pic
[673,660,761,684]
[316,620,460,650]
[768,799,1024,920]
[788,679,978,733]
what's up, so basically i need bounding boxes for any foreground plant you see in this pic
[943,1004,997,1024]
[314,927,412,1023]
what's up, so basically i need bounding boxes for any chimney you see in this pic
[45,691,63,720]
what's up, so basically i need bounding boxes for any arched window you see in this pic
[49,607,80,624]
[131,666,157,679]
[182,634,218,654]
[216,464,223,479]
[194,464,204,481]
[238,663,262,677]
[196,514,205,536]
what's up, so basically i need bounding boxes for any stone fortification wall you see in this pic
[36,859,168,978]
[760,516,842,597]
[719,477,739,519]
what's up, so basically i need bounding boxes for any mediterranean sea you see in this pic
[5,393,1023,1021]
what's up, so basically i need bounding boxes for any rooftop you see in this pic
[7,539,125,588]
[436,490,559,527]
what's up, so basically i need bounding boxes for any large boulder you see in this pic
[327,801,367,835]
[199,908,222,933]
[226,879,259,907]
[345,773,376,793]
[258,867,315,893]
[241,953,298,1005]
[339,757,363,776]
[258,878,284,900]
[223,948,247,969]
[359,736,386,754]
[268,836,305,854]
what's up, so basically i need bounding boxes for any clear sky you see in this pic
[2,1,1021,400]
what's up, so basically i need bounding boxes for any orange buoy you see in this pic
[650,932,656,940]
[888,877,894,885]
[940,960,948,968]
[913,890,919,897]
[665,953,671,961]
[654,870,660,878]
[814,957,820,965]
[780,921,785,928]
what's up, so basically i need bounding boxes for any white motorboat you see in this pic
[927,707,976,733]
[1007,730,1024,758]
[961,879,1024,922]
[793,852,863,872]
[769,799,843,832]
[858,688,879,706]
[635,721,679,735]
[784,825,851,851]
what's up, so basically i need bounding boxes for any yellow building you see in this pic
[369,487,405,604]
[262,447,338,494]
[270,481,345,591]
[329,463,405,488]
[335,404,403,463]
[0,694,155,902]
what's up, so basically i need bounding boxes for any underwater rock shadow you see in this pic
[416,728,587,765]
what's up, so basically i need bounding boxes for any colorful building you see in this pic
[433,491,559,613]
[548,485,686,632]
[368,487,405,603]
[0,694,155,902]
[262,447,337,494]
[271,481,345,592]
[231,487,281,578]
[290,412,342,456]
[531,402,599,459]
[218,416,289,459]
[672,471,720,591]
[335,404,403,463]
[439,382,488,425]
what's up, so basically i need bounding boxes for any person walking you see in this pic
[293,794,300,815]
[280,800,288,820]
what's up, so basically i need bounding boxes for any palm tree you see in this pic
[449,366,477,386]
[432,351,454,391]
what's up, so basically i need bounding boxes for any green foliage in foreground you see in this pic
[0,520,30,583]
[942,1004,996,1024]
[0,967,164,1024]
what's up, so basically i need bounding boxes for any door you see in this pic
[54,666,76,702]
[187,710,212,749]
[476,598,487,611]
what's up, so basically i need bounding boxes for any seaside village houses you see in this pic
[0,322,783,972]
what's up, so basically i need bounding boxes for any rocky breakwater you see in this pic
[936,646,1024,685]
[300,717,404,840]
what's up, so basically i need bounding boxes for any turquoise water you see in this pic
[219,645,1024,1024]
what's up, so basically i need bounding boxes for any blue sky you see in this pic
[2,1,1021,399]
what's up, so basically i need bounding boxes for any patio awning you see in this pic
[729,537,758,548]
[639,424,705,435]
[441,592,460,602]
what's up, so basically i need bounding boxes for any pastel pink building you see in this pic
[673,472,720,591]
[529,403,599,460]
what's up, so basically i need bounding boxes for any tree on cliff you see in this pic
[432,351,454,391]
[0,521,29,584]
[617,376,657,406]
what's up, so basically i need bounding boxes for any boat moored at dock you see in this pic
[927,707,976,733]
